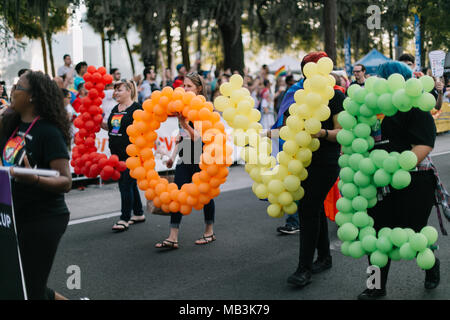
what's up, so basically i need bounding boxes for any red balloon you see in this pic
[85,137,95,148]
[112,170,121,181]
[98,158,108,169]
[74,166,82,175]
[88,105,99,115]
[103,74,113,84]
[117,161,127,172]
[82,112,92,122]
[84,82,94,91]
[83,73,93,83]
[107,156,119,168]
[81,154,89,163]
[82,96,92,107]
[99,91,105,99]
[85,121,95,131]
[93,114,103,124]
[74,118,83,129]
[92,73,102,83]
[98,67,107,75]
[88,89,99,100]
[93,98,103,106]
[87,66,97,74]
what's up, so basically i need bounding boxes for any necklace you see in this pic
[4,116,40,162]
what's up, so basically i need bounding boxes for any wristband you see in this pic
[324,129,329,139]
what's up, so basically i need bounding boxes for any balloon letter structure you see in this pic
[214,57,336,218]
[336,75,438,270]
[72,66,126,180]
[126,87,232,215]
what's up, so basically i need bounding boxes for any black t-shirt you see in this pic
[284,89,345,166]
[375,108,436,153]
[107,102,142,161]
[0,119,70,221]
[178,121,202,165]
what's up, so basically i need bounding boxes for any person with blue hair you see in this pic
[358,61,441,300]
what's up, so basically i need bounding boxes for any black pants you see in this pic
[118,169,143,222]
[170,162,215,229]
[297,164,340,271]
[367,170,437,289]
[16,213,69,300]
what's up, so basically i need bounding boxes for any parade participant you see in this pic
[57,54,73,77]
[350,64,366,87]
[0,71,72,300]
[102,79,144,232]
[357,61,440,300]
[281,52,344,287]
[173,64,187,89]
[155,72,216,249]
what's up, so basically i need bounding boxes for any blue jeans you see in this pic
[285,210,299,228]
[118,169,144,222]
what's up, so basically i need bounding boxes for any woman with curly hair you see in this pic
[0,71,72,300]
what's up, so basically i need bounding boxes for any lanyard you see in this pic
[4,116,40,163]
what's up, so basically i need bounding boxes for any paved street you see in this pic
[47,133,450,300]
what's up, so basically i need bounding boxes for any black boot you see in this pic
[287,269,312,288]
[425,258,440,290]
[357,288,387,300]
[312,256,332,274]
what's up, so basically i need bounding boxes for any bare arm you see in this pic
[313,114,342,142]
[411,145,433,166]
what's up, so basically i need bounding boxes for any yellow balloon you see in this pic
[294,90,307,104]
[243,96,255,108]
[309,138,321,152]
[305,92,323,108]
[237,100,252,115]
[249,108,261,122]
[248,132,260,147]
[295,131,312,148]
[250,167,262,182]
[278,192,294,206]
[288,159,304,174]
[303,62,318,78]
[220,82,233,97]
[279,126,295,141]
[267,204,283,218]
[274,165,289,180]
[254,183,269,199]
[259,141,272,155]
[233,130,248,147]
[327,74,336,87]
[214,96,231,112]
[296,148,312,163]
[230,89,246,105]
[317,57,334,75]
[249,122,263,131]
[268,179,285,195]
[245,163,255,173]
[284,175,301,192]
[283,202,298,215]
[289,103,301,116]
[286,116,304,132]
[223,108,237,122]
[299,168,308,181]
[322,86,335,101]
[310,75,326,91]
[297,104,313,119]
[315,105,331,122]
[283,140,299,156]
[277,151,293,167]
[230,74,244,90]
[292,186,305,200]
[258,154,272,167]
[304,118,322,134]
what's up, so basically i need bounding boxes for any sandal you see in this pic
[128,216,146,225]
[112,221,129,232]
[195,234,216,245]
[155,239,179,250]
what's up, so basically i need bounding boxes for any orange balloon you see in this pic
[144,131,158,142]
[151,91,162,102]
[134,136,146,149]
[149,120,160,131]
[142,111,152,122]
[138,179,149,190]
[199,170,210,182]
[209,188,220,198]
[162,86,174,98]
[199,194,211,205]
[168,101,177,113]
[190,97,203,110]
[143,100,153,112]
[206,165,219,177]
[140,148,153,160]
[149,179,159,189]
[192,173,201,185]
[146,169,159,181]
[183,91,195,105]
[126,157,141,170]
[167,183,178,192]
[182,107,190,118]
[159,96,169,107]
[161,204,171,213]
[155,183,167,195]
[178,191,188,204]
[153,196,162,208]
[169,201,180,213]
[144,159,156,171]
[210,112,221,123]
[173,90,184,101]
[160,192,171,204]
[133,110,145,121]
[214,122,225,133]
[188,110,198,122]
[159,178,169,185]
[180,205,192,215]
[133,167,147,180]
[135,121,149,133]
[187,184,200,197]
[126,125,139,137]
[198,108,211,121]
[194,203,204,211]
[126,144,139,157]
[170,189,180,201]
[174,87,185,94]
[210,178,221,188]
[187,196,198,206]
[217,167,229,179]
[154,104,165,116]
[198,183,210,194]
[156,113,168,123]
[173,100,183,112]
[145,189,156,201]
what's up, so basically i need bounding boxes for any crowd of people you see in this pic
[0,50,449,301]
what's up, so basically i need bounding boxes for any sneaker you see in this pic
[425,258,440,290]
[312,256,332,274]
[357,288,387,300]
[287,269,312,288]
[277,225,300,234]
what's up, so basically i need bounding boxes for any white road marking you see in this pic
[69,212,121,226]
[431,150,450,157]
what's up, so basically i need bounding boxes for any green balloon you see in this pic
[362,235,377,252]
[405,228,416,240]
[416,248,436,270]
[349,153,364,171]
[347,84,362,100]
[340,167,355,184]
[374,78,389,96]
[335,212,354,227]
[383,156,400,173]
[370,250,389,268]
[354,88,368,104]
[417,92,436,112]
[336,197,353,213]
[420,75,435,93]
[389,248,402,261]
[373,168,391,187]
[365,92,379,110]
[366,136,375,151]
[342,145,354,155]
[390,228,409,247]
[392,89,412,112]
[420,226,438,246]
[352,196,368,211]
[338,111,357,130]
[398,151,417,171]
[367,197,378,208]
[377,93,396,116]
[358,115,378,126]
[338,179,345,190]
[341,183,359,200]
[354,123,371,139]
[387,73,406,92]
[338,223,359,242]
[359,158,376,176]
[359,104,375,117]
[364,76,378,93]
[376,236,393,253]
[352,211,370,228]
[370,149,389,168]
[368,216,375,227]
[343,98,360,116]
[349,241,366,259]
[353,171,371,188]
[341,241,352,256]
[359,185,377,200]
[378,227,392,238]
[409,233,428,252]
[391,169,411,190]
[337,129,355,146]
[338,154,350,168]
[400,243,417,260]
[359,226,376,241]
[405,78,423,97]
